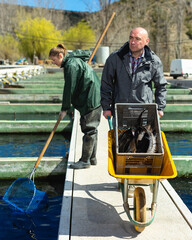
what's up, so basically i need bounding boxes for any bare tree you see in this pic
[0,0,18,35]
[175,0,186,58]
[18,0,64,10]
[82,0,99,12]
[83,0,117,12]
[83,0,119,45]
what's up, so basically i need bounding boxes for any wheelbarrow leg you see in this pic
[151,179,159,216]
[123,179,129,203]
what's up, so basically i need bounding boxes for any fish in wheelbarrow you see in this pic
[134,109,149,152]
[135,125,157,153]
[118,128,136,153]
[118,109,146,153]
[135,126,150,153]
[145,125,157,153]
[134,109,157,153]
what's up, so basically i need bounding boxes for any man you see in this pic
[101,27,167,119]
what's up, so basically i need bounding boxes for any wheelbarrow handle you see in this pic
[107,116,113,130]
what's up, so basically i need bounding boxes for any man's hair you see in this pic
[131,27,149,39]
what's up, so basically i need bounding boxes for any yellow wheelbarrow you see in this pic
[108,128,177,232]
[107,103,177,232]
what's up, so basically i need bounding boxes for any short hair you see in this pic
[130,27,149,39]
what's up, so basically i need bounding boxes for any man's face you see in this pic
[129,29,149,53]
[50,54,63,67]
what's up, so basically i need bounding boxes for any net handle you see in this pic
[32,115,63,171]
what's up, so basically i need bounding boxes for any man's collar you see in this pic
[129,49,145,59]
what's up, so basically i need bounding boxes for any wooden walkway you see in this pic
[58,110,192,240]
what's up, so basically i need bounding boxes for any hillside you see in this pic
[0,0,192,71]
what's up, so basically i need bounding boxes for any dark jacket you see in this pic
[101,42,167,115]
[61,50,101,116]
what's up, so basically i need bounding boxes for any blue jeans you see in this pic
[79,106,102,163]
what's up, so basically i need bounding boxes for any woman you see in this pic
[49,44,101,169]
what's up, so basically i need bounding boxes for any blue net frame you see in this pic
[3,177,48,214]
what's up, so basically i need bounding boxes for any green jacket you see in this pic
[61,50,101,116]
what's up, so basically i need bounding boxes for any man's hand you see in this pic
[59,111,66,119]
[103,110,112,119]
[158,110,164,118]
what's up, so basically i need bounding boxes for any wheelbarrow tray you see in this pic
[115,103,164,176]
[108,130,177,185]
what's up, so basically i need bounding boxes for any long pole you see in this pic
[29,115,63,179]
[88,12,116,65]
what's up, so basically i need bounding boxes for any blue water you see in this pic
[0,133,70,157]
[165,133,192,212]
[0,176,64,240]
[165,133,192,155]
[169,177,192,213]
[0,133,69,239]
[0,132,191,240]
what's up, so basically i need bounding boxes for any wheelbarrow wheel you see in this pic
[133,187,146,232]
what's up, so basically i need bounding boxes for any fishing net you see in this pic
[3,177,48,214]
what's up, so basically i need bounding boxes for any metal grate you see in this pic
[114,103,164,175]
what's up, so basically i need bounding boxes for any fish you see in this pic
[135,109,157,153]
[146,125,157,153]
[126,135,137,153]
[118,128,135,153]
[135,125,157,153]
[118,109,157,154]
[136,109,146,127]
[135,127,150,153]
